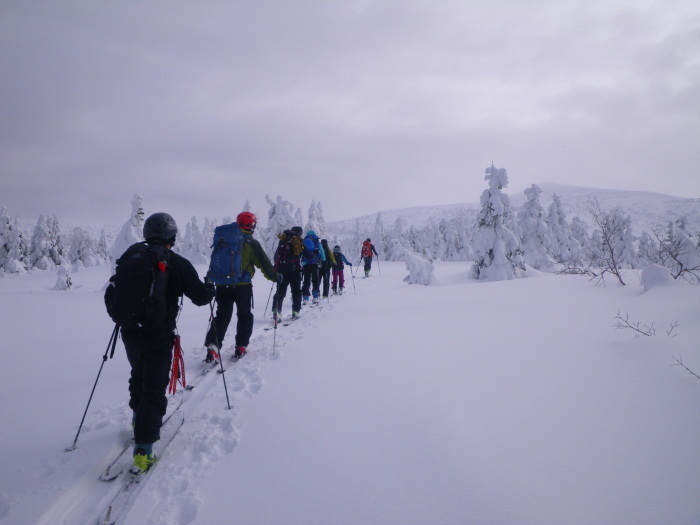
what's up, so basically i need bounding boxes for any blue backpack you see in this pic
[206,223,251,285]
[302,234,325,265]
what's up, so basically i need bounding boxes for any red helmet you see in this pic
[237,211,257,233]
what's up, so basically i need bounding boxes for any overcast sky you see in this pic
[2,0,698,227]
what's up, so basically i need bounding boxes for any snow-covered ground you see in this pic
[0,261,698,524]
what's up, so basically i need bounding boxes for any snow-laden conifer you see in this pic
[68,227,101,269]
[263,195,297,255]
[469,164,524,281]
[0,208,29,273]
[305,200,329,239]
[403,248,434,285]
[110,194,144,273]
[52,265,72,291]
[516,184,554,270]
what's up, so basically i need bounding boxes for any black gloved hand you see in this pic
[276,273,283,284]
[205,280,216,294]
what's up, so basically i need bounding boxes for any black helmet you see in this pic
[291,226,303,236]
[143,212,178,244]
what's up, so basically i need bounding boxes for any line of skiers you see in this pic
[271,227,354,321]
[104,211,378,475]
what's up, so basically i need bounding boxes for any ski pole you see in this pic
[263,281,274,317]
[209,300,231,410]
[377,256,381,275]
[66,324,120,452]
[350,266,357,294]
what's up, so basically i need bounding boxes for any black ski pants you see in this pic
[302,264,320,298]
[319,263,332,297]
[205,283,254,349]
[121,328,174,445]
[273,269,302,315]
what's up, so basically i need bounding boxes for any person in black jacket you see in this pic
[105,212,214,473]
[272,226,303,320]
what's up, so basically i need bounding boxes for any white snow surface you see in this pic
[0,262,699,525]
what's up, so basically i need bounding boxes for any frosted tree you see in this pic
[47,215,68,267]
[516,184,554,270]
[469,164,524,281]
[29,215,57,270]
[368,212,386,260]
[569,216,588,264]
[650,219,700,283]
[547,193,577,264]
[617,216,638,268]
[403,248,435,285]
[637,231,657,267]
[111,194,145,273]
[305,199,329,238]
[96,229,109,262]
[52,265,72,291]
[68,227,101,269]
[585,197,627,285]
[263,195,298,255]
[180,217,208,264]
[0,207,9,270]
[381,217,404,261]
[0,210,29,273]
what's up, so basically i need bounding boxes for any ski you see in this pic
[97,410,185,525]
[99,394,186,482]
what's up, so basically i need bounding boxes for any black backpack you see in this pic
[275,232,302,273]
[105,242,171,330]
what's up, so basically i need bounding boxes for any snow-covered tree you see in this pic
[0,208,29,273]
[546,193,577,265]
[96,229,109,262]
[305,199,329,239]
[263,195,298,256]
[637,231,657,267]
[369,212,386,260]
[68,227,101,269]
[617,216,638,268]
[516,184,554,270]
[179,216,208,264]
[650,219,700,284]
[403,248,435,285]
[585,197,628,285]
[29,215,56,270]
[385,217,412,261]
[52,265,72,291]
[469,164,524,281]
[111,194,145,273]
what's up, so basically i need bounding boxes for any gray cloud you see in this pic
[1,0,698,227]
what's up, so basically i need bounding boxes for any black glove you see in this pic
[348,262,352,266]
[205,280,216,294]
[276,273,283,284]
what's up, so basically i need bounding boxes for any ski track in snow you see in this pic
[35,277,366,525]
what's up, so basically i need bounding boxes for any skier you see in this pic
[204,211,280,361]
[331,245,352,294]
[272,226,304,320]
[360,238,379,277]
[301,230,325,304]
[105,212,214,473]
[319,238,336,299]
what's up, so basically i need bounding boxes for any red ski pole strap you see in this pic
[168,335,186,394]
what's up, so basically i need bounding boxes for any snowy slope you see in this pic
[328,183,700,234]
[0,261,698,524]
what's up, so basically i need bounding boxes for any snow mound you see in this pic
[640,264,673,292]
